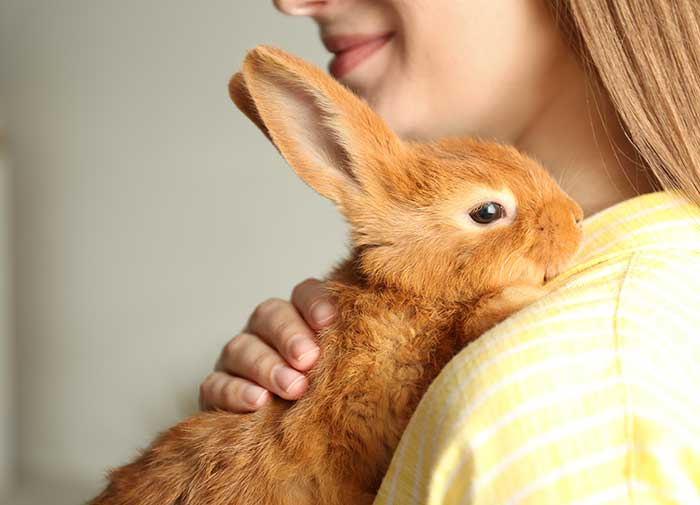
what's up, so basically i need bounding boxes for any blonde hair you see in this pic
[552,0,700,206]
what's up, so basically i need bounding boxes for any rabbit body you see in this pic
[91,46,583,505]
[92,259,539,505]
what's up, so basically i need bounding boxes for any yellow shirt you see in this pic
[374,191,700,505]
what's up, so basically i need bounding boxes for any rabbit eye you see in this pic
[469,202,505,224]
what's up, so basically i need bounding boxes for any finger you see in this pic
[247,298,320,371]
[218,332,309,400]
[199,371,269,413]
[290,278,337,330]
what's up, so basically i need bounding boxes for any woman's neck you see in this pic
[513,55,655,218]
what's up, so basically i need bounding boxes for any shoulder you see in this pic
[456,252,635,368]
[500,246,700,340]
[614,249,700,329]
[478,248,700,377]
[374,250,700,505]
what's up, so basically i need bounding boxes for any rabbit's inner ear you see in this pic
[253,78,361,202]
[284,85,357,182]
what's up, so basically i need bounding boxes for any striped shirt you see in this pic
[374,191,700,505]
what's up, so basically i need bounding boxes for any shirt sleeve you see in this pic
[373,252,700,505]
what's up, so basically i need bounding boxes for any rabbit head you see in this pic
[230,46,583,301]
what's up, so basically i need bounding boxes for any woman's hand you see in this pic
[199,278,336,412]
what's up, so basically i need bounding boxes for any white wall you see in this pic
[0,1,346,500]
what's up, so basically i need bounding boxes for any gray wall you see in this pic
[0,2,346,501]
[0,114,15,498]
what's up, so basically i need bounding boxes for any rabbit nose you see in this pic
[273,0,330,15]
[537,208,577,234]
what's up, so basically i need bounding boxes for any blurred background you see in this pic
[0,2,347,503]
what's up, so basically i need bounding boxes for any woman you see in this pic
[203,1,700,502]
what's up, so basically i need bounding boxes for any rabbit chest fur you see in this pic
[92,258,529,505]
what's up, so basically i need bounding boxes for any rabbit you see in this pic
[90,46,583,505]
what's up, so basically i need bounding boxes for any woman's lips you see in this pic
[324,33,393,79]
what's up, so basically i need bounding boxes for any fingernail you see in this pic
[288,335,320,362]
[242,385,268,407]
[310,300,336,325]
[273,366,306,393]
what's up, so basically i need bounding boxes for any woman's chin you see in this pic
[335,39,393,101]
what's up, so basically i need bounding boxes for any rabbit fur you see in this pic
[90,46,583,505]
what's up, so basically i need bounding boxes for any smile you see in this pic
[323,33,393,79]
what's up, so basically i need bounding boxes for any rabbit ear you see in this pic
[229,72,272,142]
[229,46,402,204]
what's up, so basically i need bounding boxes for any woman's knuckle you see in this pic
[273,319,298,343]
[221,380,241,407]
[222,335,244,359]
[249,354,266,379]
[292,278,317,298]
[202,372,216,388]
[250,353,276,384]
[253,298,285,320]
[199,380,210,403]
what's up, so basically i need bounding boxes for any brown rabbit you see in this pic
[90,46,583,505]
